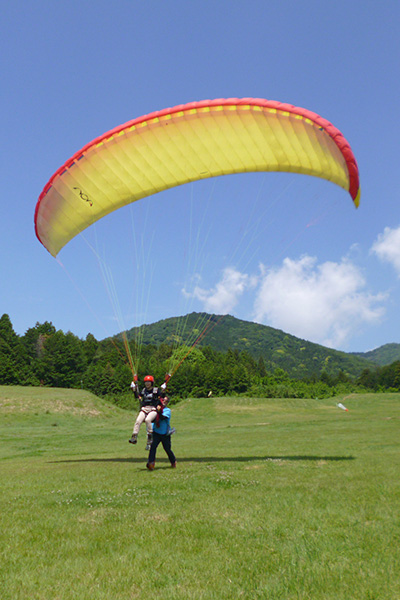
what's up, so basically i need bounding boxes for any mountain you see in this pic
[124,312,376,379]
[351,343,400,366]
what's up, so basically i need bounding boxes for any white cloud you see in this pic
[253,255,385,348]
[184,267,257,314]
[371,225,400,276]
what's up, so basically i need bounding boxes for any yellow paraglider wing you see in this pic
[35,98,360,257]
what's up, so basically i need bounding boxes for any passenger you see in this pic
[129,375,167,450]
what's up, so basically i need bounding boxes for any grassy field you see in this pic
[0,386,399,599]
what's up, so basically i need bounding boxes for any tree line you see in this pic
[1,314,399,407]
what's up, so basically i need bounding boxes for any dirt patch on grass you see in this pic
[0,397,102,415]
[0,386,115,416]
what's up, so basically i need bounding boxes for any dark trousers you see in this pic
[148,431,176,464]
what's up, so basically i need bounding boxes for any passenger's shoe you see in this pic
[129,435,137,444]
[171,462,177,468]
[146,462,155,471]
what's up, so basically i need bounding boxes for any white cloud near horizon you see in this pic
[371,225,400,276]
[253,255,386,348]
[183,267,257,314]
[183,251,388,350]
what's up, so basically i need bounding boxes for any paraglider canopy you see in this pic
[35,98,360,257]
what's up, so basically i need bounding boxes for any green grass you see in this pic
[0,386,399,599]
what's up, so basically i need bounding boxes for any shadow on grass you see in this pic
[50,455,355,464]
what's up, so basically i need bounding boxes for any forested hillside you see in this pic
[2,312,400,402]
[351,343,400,366]
[125,312,374,379]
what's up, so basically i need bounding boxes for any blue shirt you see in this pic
[152,407,171,435]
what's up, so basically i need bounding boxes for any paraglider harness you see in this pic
[138,386,163,409]
[131,374,170,417]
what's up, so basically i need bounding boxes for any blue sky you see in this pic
[1,0,399,353]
